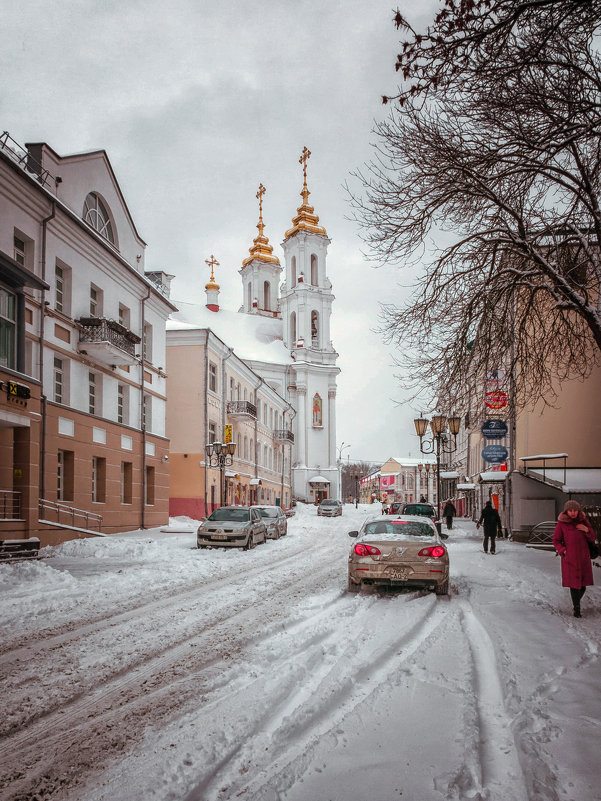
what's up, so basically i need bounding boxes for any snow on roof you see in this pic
[387,457,436,467]
[440,471,459,479]
[520,453,568,461]
[167,300,292,365]
[480,471,509,482]
[527,468,601,493]
[457,483,477,490]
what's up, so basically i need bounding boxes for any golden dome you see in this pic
[284,147,327,239]
[242,183,281,267]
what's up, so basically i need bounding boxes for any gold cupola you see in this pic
[242,183,280,267]
[284,146,327,239]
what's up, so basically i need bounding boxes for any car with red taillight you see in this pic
[347,514,449,595]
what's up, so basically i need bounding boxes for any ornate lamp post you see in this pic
[413,413,461,531]
[205,441,237,507]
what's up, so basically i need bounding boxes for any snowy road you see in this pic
[1,503,600,801]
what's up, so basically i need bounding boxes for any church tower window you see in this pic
[311,310,320,347]
[291,256,296,286]
[311,254,318,286]
[263,281,271,310]
[247,283,252,311]
[290,312,296,345]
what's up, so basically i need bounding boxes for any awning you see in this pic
[480,471,508,482]
[225,471,237,478]
[308,475,330,484]
[440,471,459,479]
[249,478,262,486]
[457,483,476,490]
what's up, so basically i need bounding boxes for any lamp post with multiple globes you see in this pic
[205,441,237,507]
[414,413,461,530]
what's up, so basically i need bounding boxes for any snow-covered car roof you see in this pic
[359,515,437,541]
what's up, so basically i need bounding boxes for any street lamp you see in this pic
[354,474,360,508]
[205,441,237,507]
[413,413,461,531]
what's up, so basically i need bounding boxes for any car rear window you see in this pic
[208,508,249,522]
[362,520,435,539]
[320,500,338,506]
[402,505,435,516]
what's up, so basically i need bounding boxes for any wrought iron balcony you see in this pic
[226,400,257,419]
[274,429,294,443]
[76,317,141,367]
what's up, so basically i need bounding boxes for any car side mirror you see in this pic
[348,530,359,538]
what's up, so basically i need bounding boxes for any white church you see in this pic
[166,149,340,510]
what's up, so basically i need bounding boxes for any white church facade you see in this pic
[166,149,340,512]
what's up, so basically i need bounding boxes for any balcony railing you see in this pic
[0,490,22,520]
[274,429,294,443]
[76,317,141,367]
[226,400,257,419]
[39,499,103,531]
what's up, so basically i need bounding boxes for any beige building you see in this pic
[0,132,175,547]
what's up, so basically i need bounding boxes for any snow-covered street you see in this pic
[1,502,600,801]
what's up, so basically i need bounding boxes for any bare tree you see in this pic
[351,0,601,411]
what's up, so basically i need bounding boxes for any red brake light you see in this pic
[354,543,381,556]
[418,546,446,558]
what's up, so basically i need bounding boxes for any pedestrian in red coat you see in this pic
[552,500,596,618]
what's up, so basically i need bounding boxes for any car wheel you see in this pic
[246,533,255,550]
[348,577,360,593]
[435,580,449,596]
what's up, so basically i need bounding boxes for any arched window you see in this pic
[311,254,318,286]
[83,193,116,244]
[244,436,248,460]
[250,438,254,462]
[237,382,241,400]
[247,283,252,311]
[290,312,296,345]
[291,256,296,286]
[264,444,268,467]
[311,310,319,347]
[263,281,271,310]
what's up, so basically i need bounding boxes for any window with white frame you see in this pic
[13,234,25,266]
[118,303,130,328]
[230,377,235,401]
[90,284,103,317]
[208,421,217,444]
[208,362,217,392]
[0,286,17,369]
[143,322,153,363]
[142,393,152,431]
[54,356,67,404]
[83,192,116,244]
[88,371,101,416]
[117,383,129,425]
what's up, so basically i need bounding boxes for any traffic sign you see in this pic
[481,419,508,439]
[485,391,508,409]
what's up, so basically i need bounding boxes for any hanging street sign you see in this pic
[482,444,509,464]
[485,391,508,409]
[481,419,508,439]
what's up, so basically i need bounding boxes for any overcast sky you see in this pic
[2,0,438,464]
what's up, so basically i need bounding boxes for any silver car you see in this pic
[347,514,449,595]
[317,498,343,516]
[253,505,288,539]
[197,506,267,550]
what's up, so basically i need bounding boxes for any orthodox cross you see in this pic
[256,183,266,237]
[299,146,311,202]
[205,254,219,283]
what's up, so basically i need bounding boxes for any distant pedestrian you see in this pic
[420,495,427,503]
[477,501,502,554]
[552,500,596,618]
[443,499,457,530]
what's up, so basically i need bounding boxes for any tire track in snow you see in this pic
[182,592,455,801]
[456,596,529,801]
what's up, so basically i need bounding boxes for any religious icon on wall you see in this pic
[312,393,322,427]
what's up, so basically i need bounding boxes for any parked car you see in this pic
[253,505,288,539]
[317,498,343,516]
[197,506,267,550]
[388,502,403,515]
[347,514,449,595]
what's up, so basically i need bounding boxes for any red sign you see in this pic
[485,391,507,409]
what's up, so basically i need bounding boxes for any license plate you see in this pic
[211,534,228,540]
[389,568,409,580]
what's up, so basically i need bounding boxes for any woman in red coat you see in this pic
[552,500,596,617]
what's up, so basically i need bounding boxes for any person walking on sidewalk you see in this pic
[552,500,596,618]
[477,501,502,554]
[443,498,457,530]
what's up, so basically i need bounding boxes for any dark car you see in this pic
[197,506,267,550]
[253,505,288,539]
[401,502,436,520]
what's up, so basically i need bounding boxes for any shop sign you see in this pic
[485,391,507,409]
[0,380,31,399]
[481,419,508,439]
[224,424,233,443]
[482,444,509,464]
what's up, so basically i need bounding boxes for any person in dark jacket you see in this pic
[443,499,457,530]
[552,500,596,618]
[477,501,502,554]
